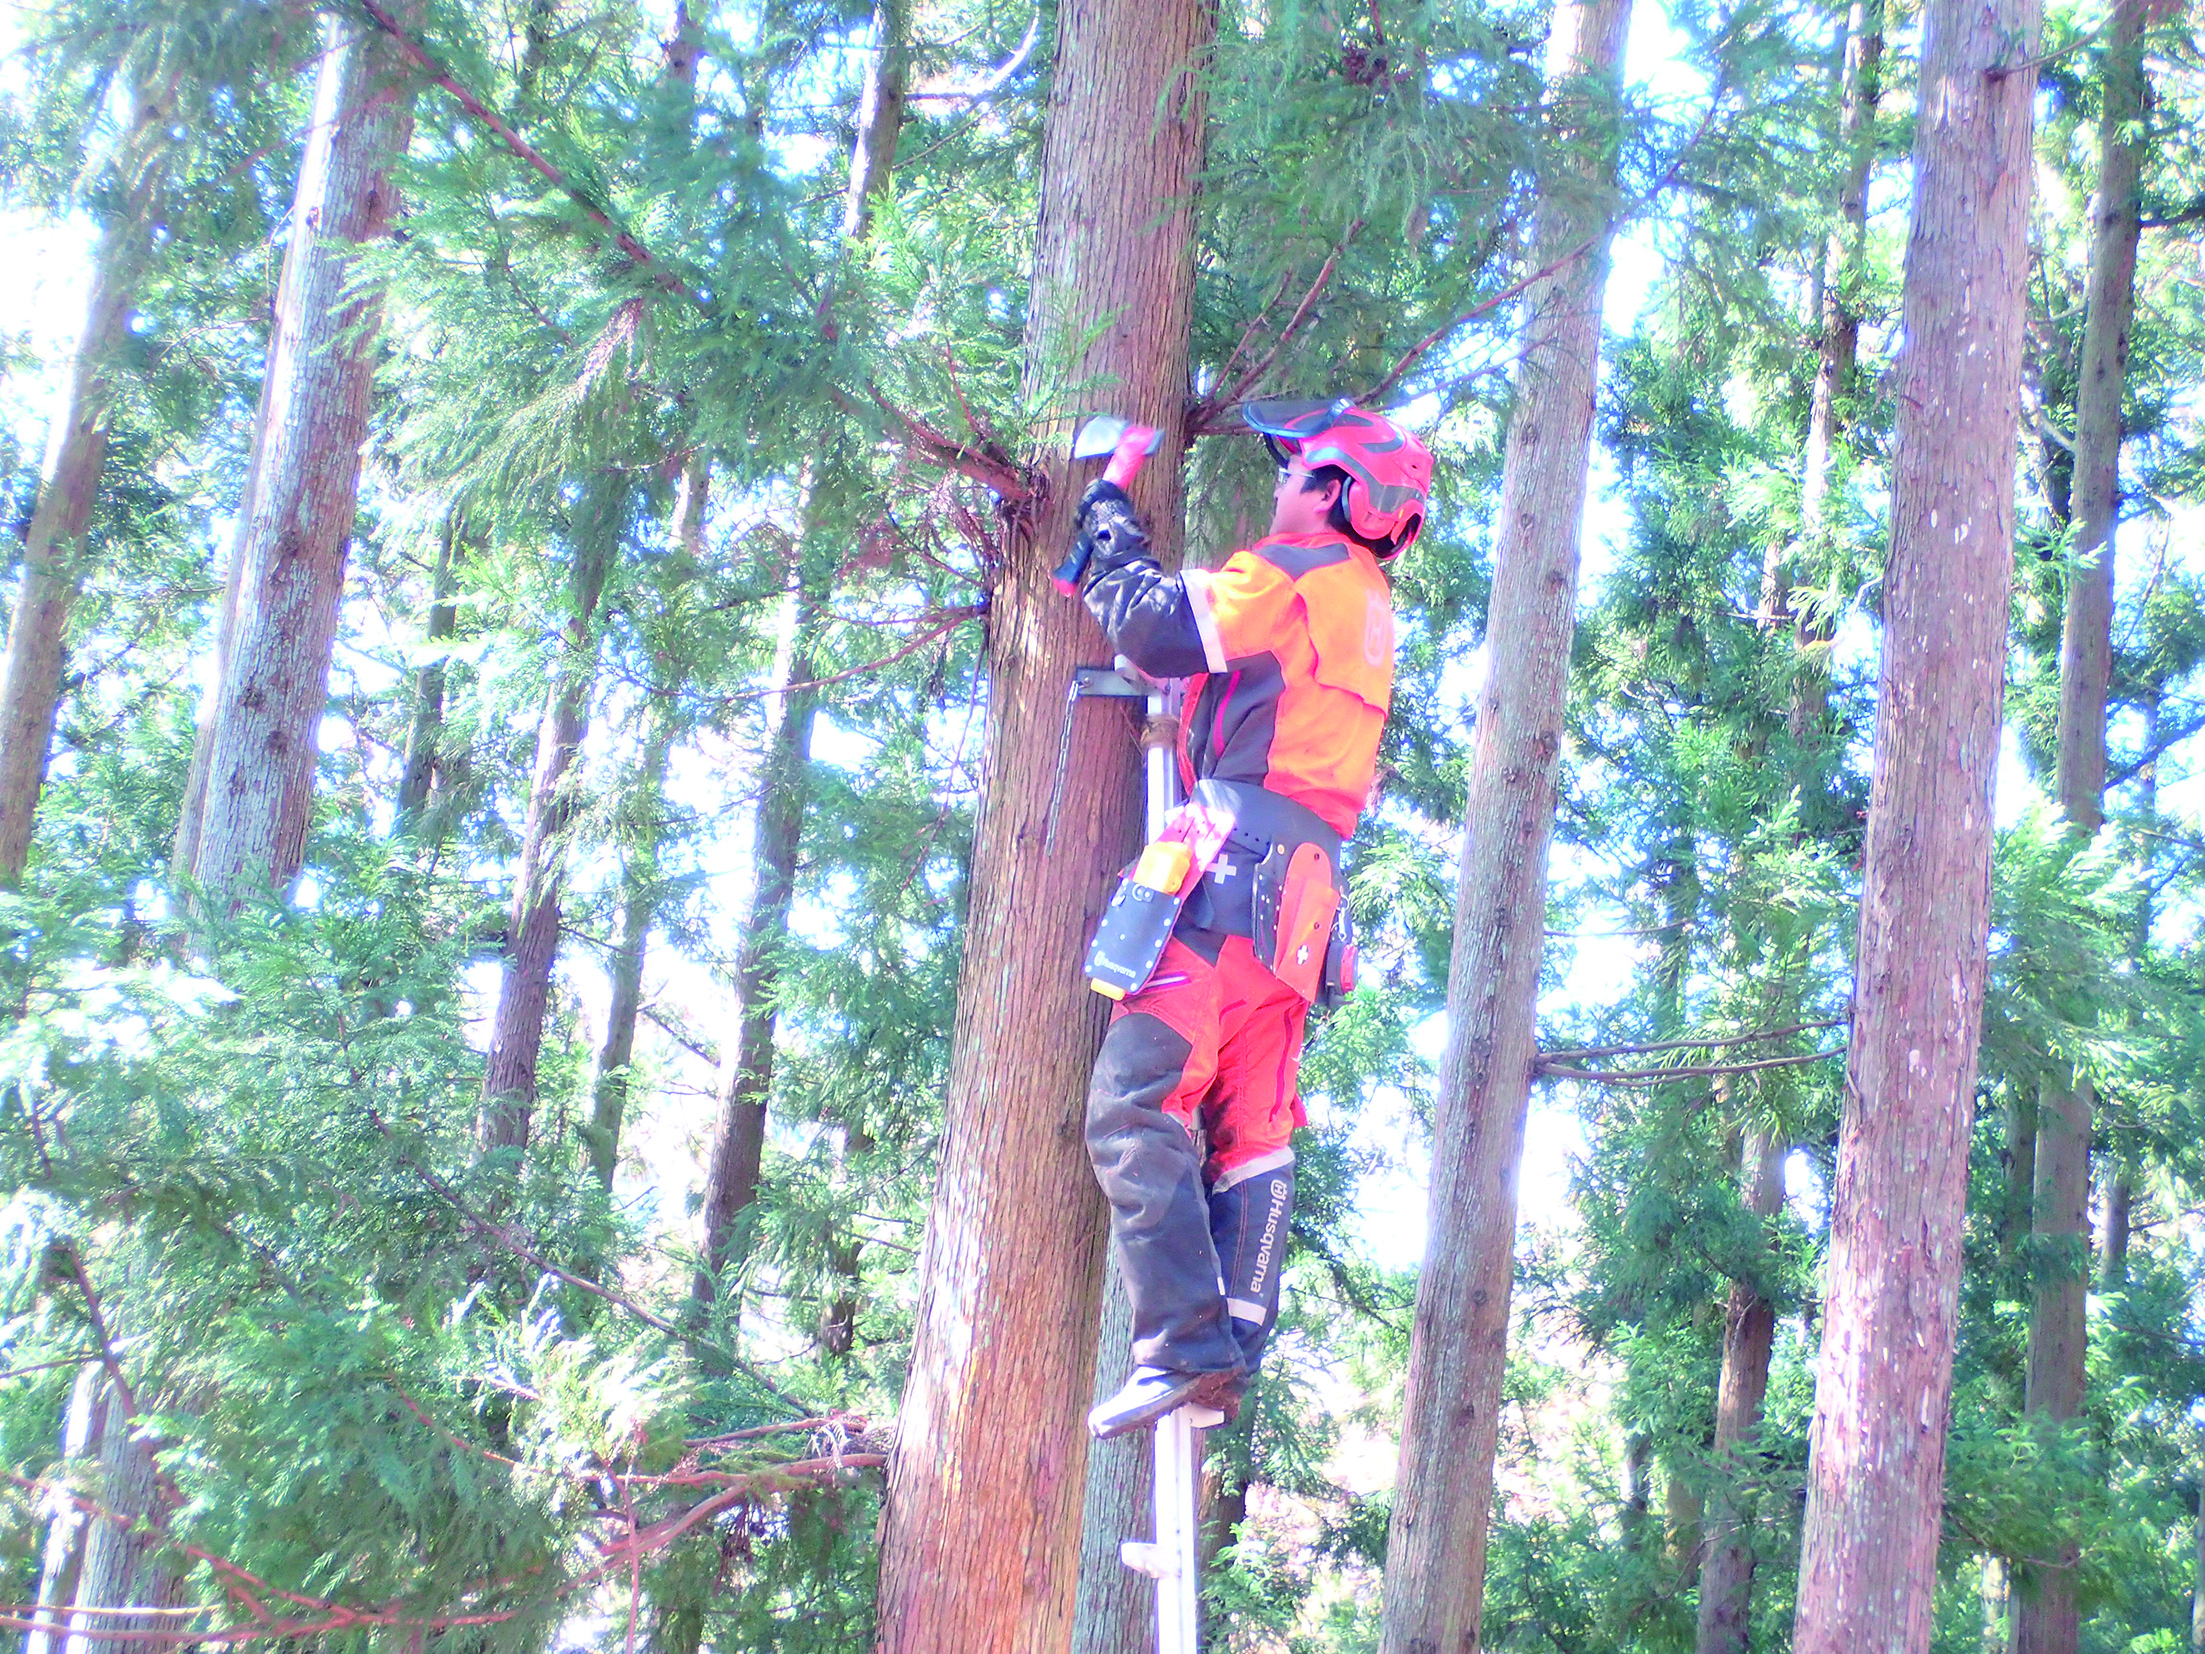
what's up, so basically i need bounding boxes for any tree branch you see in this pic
[1540,1017,1848,1064]
[351,0,691,300]
[1536,1047,1845,1086]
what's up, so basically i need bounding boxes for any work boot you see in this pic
[1088,1365,1243,1440]
[1211,1158,1295,1375]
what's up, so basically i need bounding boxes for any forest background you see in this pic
[0,0,2200,1650]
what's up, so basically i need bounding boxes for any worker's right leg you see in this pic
[1202,935,1312,1390]
[1085,938,1245,1438]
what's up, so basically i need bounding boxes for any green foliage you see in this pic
[0,0,2202,1649]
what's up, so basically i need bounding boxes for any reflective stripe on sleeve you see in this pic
[1182,569,1229,674]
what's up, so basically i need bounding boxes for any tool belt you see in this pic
[1084,777,1356,1007]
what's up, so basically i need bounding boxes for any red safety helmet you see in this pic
[1243,397,1432,558]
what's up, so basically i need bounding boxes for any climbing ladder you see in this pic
[1133,674,1221,1653]
[1079,665,1221,1653]
[1119,1400,1225,1654]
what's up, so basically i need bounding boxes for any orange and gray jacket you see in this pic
[1075,482,1394,837]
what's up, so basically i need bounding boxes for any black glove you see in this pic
[1073,479,1153,589]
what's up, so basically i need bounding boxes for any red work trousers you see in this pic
[1084,932,1307,1376]
[1117,934,1307,1181]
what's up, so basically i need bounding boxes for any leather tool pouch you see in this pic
[1084,860,1195,1000]
[1082,802,1234,1000]
[1253,841,1339,1005]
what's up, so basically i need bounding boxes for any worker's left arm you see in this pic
[1072,481,1209,679]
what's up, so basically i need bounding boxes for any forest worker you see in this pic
[1065,398,1432,1438]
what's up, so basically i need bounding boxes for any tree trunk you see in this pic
[1376,5,1631,1648]
[66,1381,185,1654]
[1666,1466,1704,1584]
[26,1363,100,1654]
[1984,1556,2012,1654]
[589,708,676,1190]
[2193,1422,2205,1654]
[1790,0,2038,1641]
[689,0,905,1309]
[395,510,461,841]
[1700,18,1883,1650]
[2014,17,2143,1654]
[184,13,419,911]
[1796,0,1883,586]
[841,0,910,242]
[477,488,620,1156]
[0,79,174,887]
[2096,1169,2131,1289]
[819,1119,875,1356]
[1074,1275,1152,1652]
[1622,1430,1655,1552]
[690,571,822,1304]
[1695,1130,1786,1654]
[2000,1091,2039,1287]
[873,0,1209,1644]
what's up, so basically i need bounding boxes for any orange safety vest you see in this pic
[1176,532,1394,837]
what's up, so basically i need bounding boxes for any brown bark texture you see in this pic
[186,14,419,910]
[2013,18,2144,1652]
[1376,3,1631,1647]
[67,1381,185,1654]
[0,80,174,887]
[1699,16,1881,1646]
[1789,0,2039,1641]
[1074,1268,1150,1653]
[477,496,617,1153]
[691,573,822,1303]
[841,0,910,242]
[1694,1130,1787,1654]
[872,0,1210,1644]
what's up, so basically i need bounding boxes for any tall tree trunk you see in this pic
[585,458,702,1188]
[1695,1130,1787,1654]
[1701,20,1884,1653]
[819,1117,875,1356]
[1621,1430,1655,1551]
[2014,16,2144,1654]
[689,0,906,1309]
[1790,0,2038,1641]
[690,568,823,1304]
[25,1363,100,1654]
[477,488,620,1156]
[1075,1256,1151,1652]
[873,0,1209,1645]
[1796,0,1883,587]
[1666,1466,1704,1583]
[2193,1422,2205,1654]
[395,510,461,840]
[66,1380,185,1654]
[589,708,676,1190]
[1376,4,1631,1647]
[841,0,910,242]
[0,78,174,886]
[183,13,420,911]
